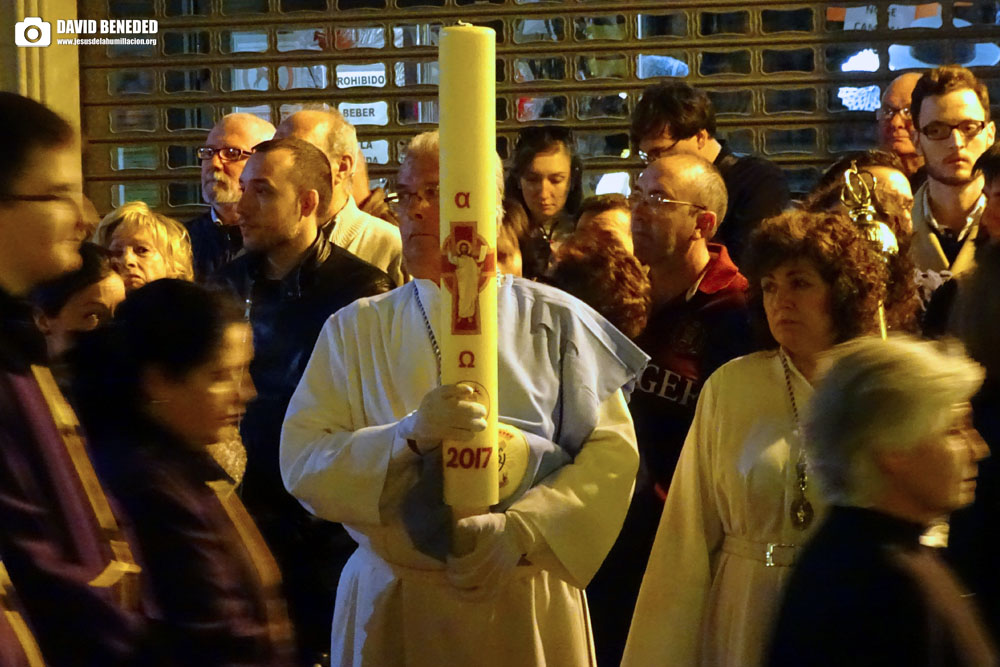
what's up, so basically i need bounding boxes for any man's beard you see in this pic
[926,162,976,187]
[203,176,241,205]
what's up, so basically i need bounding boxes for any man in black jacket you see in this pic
[631,82,790,263]
[216,137,391,665]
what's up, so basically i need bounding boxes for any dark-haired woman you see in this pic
[625,211,888,667]
[505,126,583,278]
[71,280,293,666]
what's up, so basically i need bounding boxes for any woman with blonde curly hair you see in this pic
[625,210,888,667]
[94,202,245,484]
[94,201,194,290]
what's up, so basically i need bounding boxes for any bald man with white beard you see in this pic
[187,112,275,282]
[276,110,404,285]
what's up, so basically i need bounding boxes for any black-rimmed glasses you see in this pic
[919,120,987,141]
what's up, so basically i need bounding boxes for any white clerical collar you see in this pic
[210,206,221,225]
[920,185,985,243]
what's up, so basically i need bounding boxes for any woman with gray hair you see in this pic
[768,335,994,666]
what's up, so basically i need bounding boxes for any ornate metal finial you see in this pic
[840,160,899,256]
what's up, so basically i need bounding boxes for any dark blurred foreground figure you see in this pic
[0,92,151,667]
[946,241,1000,640]
[72,280,294,666]
[767,335,995,667]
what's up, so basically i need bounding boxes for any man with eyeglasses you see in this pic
[587,152,753,667]
[275,109,404,286]
[877,72,926,185]
[0,92,153,665]
[187,112,275,282]
[631,82,789,263]
[909,65,996,281]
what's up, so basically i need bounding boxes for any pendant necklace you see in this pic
[780,350,814,531]
[412,273,504,385]
[413,285,442,385]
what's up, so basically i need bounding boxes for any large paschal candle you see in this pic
[438,24,499,521]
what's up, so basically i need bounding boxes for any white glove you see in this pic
[398,383,487,453]
[446,513,525,601]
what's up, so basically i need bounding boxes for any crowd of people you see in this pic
[0,62,998,667]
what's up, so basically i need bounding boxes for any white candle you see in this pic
[438,24,499,519]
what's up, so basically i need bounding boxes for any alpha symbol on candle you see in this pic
[442,222,495,334]
[458,350,476,368]
[454,192,471,209]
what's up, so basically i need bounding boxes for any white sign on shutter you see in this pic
[338,101,389,126]
[336,63,387,89]
[358,139,390,164]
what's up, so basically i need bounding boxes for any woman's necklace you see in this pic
[780,350,814,531]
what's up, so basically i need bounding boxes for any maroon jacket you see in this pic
[630,243,753,494]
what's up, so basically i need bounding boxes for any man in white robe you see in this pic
[280,131,647,666]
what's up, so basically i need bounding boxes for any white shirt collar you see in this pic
[920,185,985,243]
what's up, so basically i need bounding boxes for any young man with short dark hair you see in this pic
[631,82,790,262]
[216,136,392,665]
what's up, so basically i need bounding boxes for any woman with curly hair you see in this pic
[624,210,888,667]
[94,201,194,291]
[545,226,650,339]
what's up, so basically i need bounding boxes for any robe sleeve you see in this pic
[280,316,420,527]
[622,371,724,667]
[505,389,638,589]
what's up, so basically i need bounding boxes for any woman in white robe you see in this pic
[624,210,893,667]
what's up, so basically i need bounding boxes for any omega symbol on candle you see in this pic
[442,222,495,334]
[458,350,476,368]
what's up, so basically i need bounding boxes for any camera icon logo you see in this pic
[15,18,51,48]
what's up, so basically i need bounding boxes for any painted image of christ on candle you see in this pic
[442,222,494,333]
